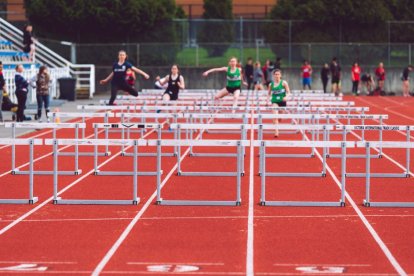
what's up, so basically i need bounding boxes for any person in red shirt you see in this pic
[351,62,361,95]
[375,62,385,93]
[301,60,312,90]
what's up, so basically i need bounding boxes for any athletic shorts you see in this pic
[302,77,311,86]
[163,91,178,101]
[272,101,286,107]
[401,76,409,81]
[331,77,340,84]
[226,86,241,94]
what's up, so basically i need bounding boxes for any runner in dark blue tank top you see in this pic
[100,50,150,105]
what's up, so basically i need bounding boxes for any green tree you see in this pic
[197,0,234,57]
[24,0,181,65]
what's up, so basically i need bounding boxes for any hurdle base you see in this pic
[0,197,38,204]
[93,170,160,176]
[189,152,237,158]
[59,151,111,157]
[327,153,381,159]
[178,171,238,177]
[157,200,240,206]
[265,172,325,178]
[12,169,82,176]
[364,200,414,208]
[121,152,175,157]
[265,153,314,158]
[346,173,409,178]
[53,197,140,205]
[260,200,345,207]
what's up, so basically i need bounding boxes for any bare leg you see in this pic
[214,88,229,109]
[232,90,241,114]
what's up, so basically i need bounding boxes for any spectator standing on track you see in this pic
[262,59,270,87]
[14,64,29,122]
[268,69,290,138]
[361,73,375,95]
[401,65,414,97]
[320,63,330,93]
[158,64,185,102]
[265,61,275,88]
[100,50,150,105]
[244,57,254,91]
[330,57,341,96]
[253,61,265,92]
[274,57,282,70]
[375,62,386,93]
[31,65,51,122]
[351,62,361,95]
[301,60,312,90]
[23,24,35,61]
[0,61,5,122]
[203,57,247,113]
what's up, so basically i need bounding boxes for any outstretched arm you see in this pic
[203,67,227,77]
[100,72,113,85]
[178,76,185,89]
[159,75,170,86]
[132,66,150,79]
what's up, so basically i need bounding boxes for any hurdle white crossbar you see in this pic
[254,140,353,207]
[45,138,147,205]
[287,101,355,106]
[356,141,414,207]
[5,122,85,175]
[147,139,249,206]
[0,138,42,204]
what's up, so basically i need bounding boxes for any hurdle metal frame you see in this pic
[358,141,414,207]
[256,140,353,207]
[92,123,163,175]
[343,125,412,178]
[5,122,85,175]
[48,111,113,156]
[0,138,42,204]
[45,138,146,205]
[151,139,249,206]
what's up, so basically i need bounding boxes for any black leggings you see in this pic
[109,82,138,105]
[16,91,27,122]
[352,81,359,94]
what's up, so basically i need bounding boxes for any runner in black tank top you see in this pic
[159,65,185,101]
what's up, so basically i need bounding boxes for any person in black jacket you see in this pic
[320,63,330,93]
[0,61,5,122]
[23,24,35,61]
[244,57,254,91]
[14,65,29,122]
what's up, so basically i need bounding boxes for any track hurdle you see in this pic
[0,138,42,204]
[45,138,146,205]
[92,123,167,161]
[150,139,249,206]
[357,141,413,207]
[256,140,353,207]
[5,122,85,175]
[345,126,412,178]
[333,126,410,170]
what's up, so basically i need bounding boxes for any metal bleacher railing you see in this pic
[0,17,95,103]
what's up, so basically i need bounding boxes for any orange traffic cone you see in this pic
[54,108,61,123]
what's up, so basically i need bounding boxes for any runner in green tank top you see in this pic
[203,57,247,113]
[267,69,290,137]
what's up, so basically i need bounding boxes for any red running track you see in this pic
[0,96,413,275]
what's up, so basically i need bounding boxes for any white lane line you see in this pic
[359,97,414,123]
[0,261,77,264]
[306,137,407,276]
[246,110,254,276]
[273,263,371,267]
[2,213,414,223]
[127,262,224,266]
[0,127,159,236]
[92,130,206,276]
